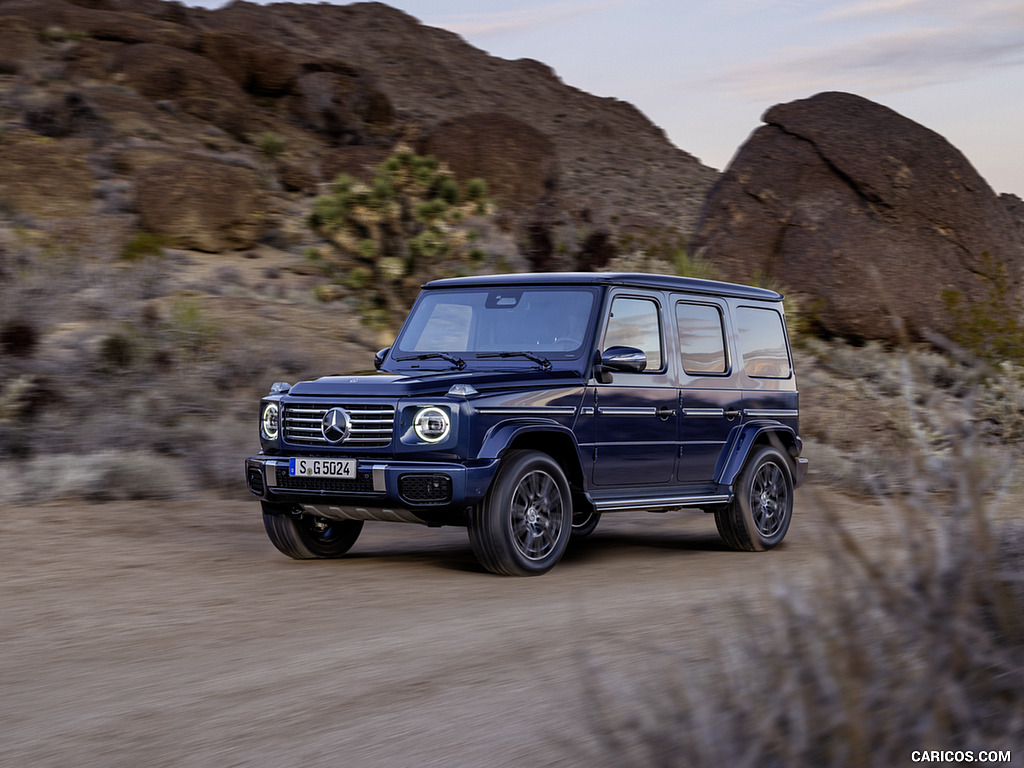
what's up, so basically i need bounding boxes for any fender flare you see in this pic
[477,420,582,461]
[717,421,799,489]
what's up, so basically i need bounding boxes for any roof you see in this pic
[424,272,784,301]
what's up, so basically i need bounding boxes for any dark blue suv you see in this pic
[246,272,808,575]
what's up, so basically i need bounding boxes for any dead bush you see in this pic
[581,369,1024,767]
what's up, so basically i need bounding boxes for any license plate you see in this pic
[289,458,355,479]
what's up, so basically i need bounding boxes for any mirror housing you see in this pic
[595,346,647,382]
[374,347,391,371]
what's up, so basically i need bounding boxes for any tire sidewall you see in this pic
[262,501,363,559]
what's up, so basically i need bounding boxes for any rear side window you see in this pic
[736,307,791,379]
[604,297,663,371]
[676,302,727,374]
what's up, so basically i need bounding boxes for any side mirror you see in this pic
[374,347,391,371]
[597,345,647,379]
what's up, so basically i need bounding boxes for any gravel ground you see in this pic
[0,487,883,767]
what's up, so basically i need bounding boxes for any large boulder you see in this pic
[135,159,265,251]
[691,91,1024,341]
[419,113,559,212]
[0,0,196,48]
[115,43,251,138]
[0,23,39,75]
[287,66,394,145]
[0,130,94,219]
[200,30,299,96]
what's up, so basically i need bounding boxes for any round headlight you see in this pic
[413,406,450,443]
[261,402,280,440]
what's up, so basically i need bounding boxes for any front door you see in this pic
[592,294,677,487]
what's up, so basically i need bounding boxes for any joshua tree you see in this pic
[308,144,490,326]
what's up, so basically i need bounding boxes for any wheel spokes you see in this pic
[750,463,787,537]
[510,469,564,561]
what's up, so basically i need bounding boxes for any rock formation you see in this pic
[691,92,1024,342]
[0,0,714,259]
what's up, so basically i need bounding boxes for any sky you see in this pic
[189,0,1024,197]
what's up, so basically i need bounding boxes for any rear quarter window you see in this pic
[736,306,791,379]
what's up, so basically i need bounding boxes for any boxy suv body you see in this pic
[246,272,808,575]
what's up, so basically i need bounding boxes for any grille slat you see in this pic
[283,402,395,447]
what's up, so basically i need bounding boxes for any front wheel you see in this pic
[571,509,601,539]
[262,501,363,559]
[715,446,793,551]
[469,450,572,576]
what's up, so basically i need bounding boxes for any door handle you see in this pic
[657,406,676,420]
[724,409,741,420]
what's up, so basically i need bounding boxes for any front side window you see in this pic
[603,296,663,371]
[394,287,597,359]
[676,302,727,374]
[736,306,791,379]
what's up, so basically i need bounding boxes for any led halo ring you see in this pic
[413,406,450,443]
[261,402,280,440]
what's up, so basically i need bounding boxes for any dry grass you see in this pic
[580,363,1024,767]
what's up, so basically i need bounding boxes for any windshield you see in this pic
[393,287,598,363]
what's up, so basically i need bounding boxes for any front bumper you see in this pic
[244,455,500,525]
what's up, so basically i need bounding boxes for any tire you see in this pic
[570,509,601,539]
[715,446,793,551]
[262,501,363,559]
[469,449,573,576]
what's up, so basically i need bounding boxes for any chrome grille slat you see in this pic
[283,402,395,447]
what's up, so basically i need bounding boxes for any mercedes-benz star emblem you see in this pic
[321,407,352,444]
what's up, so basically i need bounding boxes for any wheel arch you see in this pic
[478,422,586,492]
[717,422,800,489]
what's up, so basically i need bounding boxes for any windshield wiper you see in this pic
[477,351,552,370]
[393,352,466,370]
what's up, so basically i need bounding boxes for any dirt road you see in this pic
[1,488,881,767]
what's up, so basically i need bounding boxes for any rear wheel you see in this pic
[715,446,793,551]
[469,450,572,576]
[262,501,363,559]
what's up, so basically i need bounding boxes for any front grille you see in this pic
[275,467,378,494]
[283,402,395,447]
[399,474,453,504]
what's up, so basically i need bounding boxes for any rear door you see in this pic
[672,297,744,484]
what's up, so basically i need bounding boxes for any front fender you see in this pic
[477,421,580,461]
[717,421,799,489]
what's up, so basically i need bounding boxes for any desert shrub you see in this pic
[581,371,1024,767]
[942,252,1024,363]
[0,450,186,503]
[0,319,39,357]
[976,361,1024,442]
[97,332,135,369]
[165,295,219,360]
[255,131,288,162]
[120,230,166,261]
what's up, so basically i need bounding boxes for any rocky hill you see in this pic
[0,0,718,270]
[2,0,1024,504]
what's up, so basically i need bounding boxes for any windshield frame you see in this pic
[391,285,601,368]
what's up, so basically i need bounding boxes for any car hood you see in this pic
[286,368,585,398]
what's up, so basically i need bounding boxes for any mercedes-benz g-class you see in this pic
[246,272,808,575]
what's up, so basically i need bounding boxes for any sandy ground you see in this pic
[1,486,887,767]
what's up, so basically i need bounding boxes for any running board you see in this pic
[593,494,730,513]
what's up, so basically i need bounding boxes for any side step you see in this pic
[591,492,731,514]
